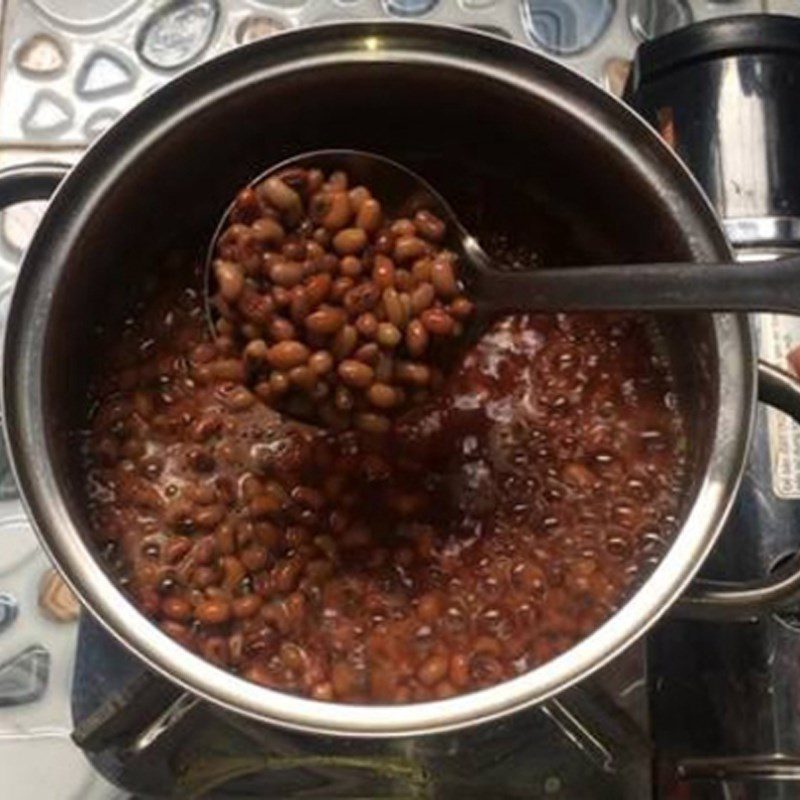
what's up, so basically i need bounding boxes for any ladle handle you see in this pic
[480,255,800,315]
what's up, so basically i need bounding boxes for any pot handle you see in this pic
[0,162,68,209]
[676,360,800,621]
[0,163,69,432]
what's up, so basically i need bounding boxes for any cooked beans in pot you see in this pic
[83,170,685,704]
[211,168,473,430]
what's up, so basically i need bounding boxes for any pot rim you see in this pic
[1,21,753,737]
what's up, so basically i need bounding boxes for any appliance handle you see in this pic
[676,360,800,621]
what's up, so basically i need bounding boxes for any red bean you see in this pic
[162,596,192,622]
[332,228,367,256]
[414,210,446,242]
[202,636,231,666]
[267,341,310,370]
[355,312,378,338]
[411,258,433,283]
[318,191,351,230]
[449,296,475,320]
[339,256,363,278]
[305,306,347,335]
[231,187,261,223]
[269,260,304,288]
[348,186,370,212]
[338,359,374,388]
[160,620,192,647]
[405,320,429,357]
[292,485,326,510]
[391,219,416,237]
[420,308,455,336]
[356,198,382,234]
[232,594,263,619]
[219,385,255,412]
[241,545,269,572]
[269,370,290,395]
[311,682,334,701]
[367,383,400,409]
[372,255,396,289]
[214,260,244,302]
[328,171,348,189]
[374,230,395,255]
[307,169,324,193]
[282,239,306,262]
[244,339,269,363]
[164,537,192,564]
[355,412,391,434]
[417,592,443,623]
[410,282,435,314]
[394,360,431,386]
[210,359,246,383]
[195,504,226,529]
[276,167,308,194]
[247,493,282,519]
[305,273,332,307]
[269,317,296,342]
[343,283,380,315]
[331,662,361,698]
[262,177,302,221]
[376,323,401,349]
[382,287,405,328]
[332,325,358,359]
[431,258,458,297]
[395,270,413,293]
[394,236,427,263]
[220,555,246,590]
[251,216,285,245]
[331,276,355,302]
[418,654,449,687]
[190,566,218,589]
[273,557,303,594]
[290,286,311,323]
[195,599,232,625]
[309,350,334,375]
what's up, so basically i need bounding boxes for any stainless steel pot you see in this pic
[2,22,800,738]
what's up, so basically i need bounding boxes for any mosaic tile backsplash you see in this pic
[0,1,794,797]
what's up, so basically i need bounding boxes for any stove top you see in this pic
[71,616,653,798]
[1,3,800,799]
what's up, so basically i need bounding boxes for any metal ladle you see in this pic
[205,149,800,337]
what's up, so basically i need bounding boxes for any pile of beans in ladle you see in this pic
[212,167,474,432]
